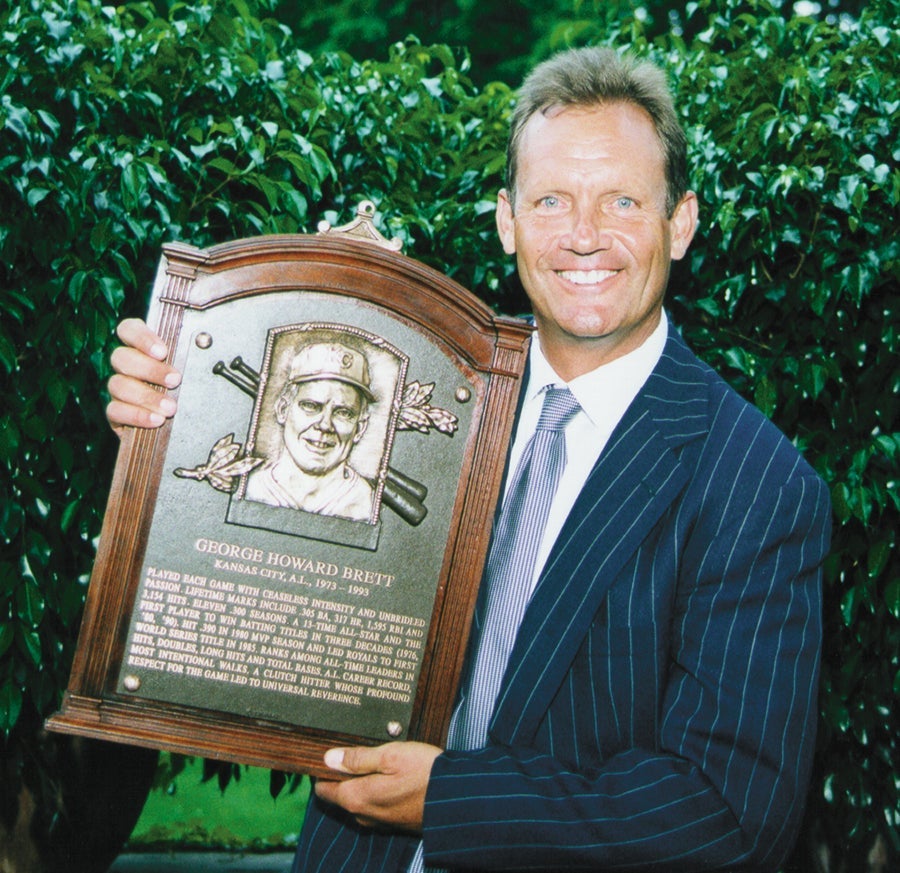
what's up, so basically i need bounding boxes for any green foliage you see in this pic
[1,0,897,867]
[675,5,899,863]
[270,0,582,85]
[129,754,307,850]
[267,0,870,86]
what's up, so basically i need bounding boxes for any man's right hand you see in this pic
[107,318,182,435]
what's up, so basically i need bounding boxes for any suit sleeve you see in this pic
[422,467,831,872]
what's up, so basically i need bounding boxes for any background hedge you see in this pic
[1,0,897,868]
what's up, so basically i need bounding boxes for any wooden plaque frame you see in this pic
[47,204,531,778]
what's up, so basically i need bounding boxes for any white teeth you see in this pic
[558,269,616,285]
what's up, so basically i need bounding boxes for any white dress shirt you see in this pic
[507,312,669,593]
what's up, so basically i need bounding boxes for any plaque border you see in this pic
[47,220,531,778]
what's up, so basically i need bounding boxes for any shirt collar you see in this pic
[525,311,669,428]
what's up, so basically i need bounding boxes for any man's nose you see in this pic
[315,404,336,431]
[565,205,610,254]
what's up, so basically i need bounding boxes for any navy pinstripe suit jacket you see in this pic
[291,324,831,873]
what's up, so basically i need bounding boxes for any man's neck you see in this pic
[535,310,665,382]
[271,454,346,503]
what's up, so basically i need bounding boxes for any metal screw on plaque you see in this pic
[195,332,213,349]
[455,386,471,403]
[386,721,403,738]
[123,675,141,692]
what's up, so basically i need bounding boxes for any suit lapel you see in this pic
[490,329,712,745]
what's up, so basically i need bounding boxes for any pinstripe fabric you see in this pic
[291,325,830,873]
[449,386,580,752]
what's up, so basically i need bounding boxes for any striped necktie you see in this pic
[448,385,581,750]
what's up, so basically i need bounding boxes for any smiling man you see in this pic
[107,46,830,873]
[495,99,696,380]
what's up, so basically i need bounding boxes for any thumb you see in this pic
[323,747,350,773]
[323,745,384,776]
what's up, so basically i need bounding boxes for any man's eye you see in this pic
[333,408,355,422]
[615,196,635,209]
[538,195,561,209]
[299,401,322,414]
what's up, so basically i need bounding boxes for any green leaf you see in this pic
[90,221,114,255]
[874,434,899,459]
[753,376,777,417]
[885,577,900,620]
[21,414,48,441]
[67,269,88,305]
[60,500,80,533]
[0,329,16,374]
[45,371,69,413]
[822,690,851,732]
[51,436,74,474]
[207,157,241,177]
[27,188,51,207]
[250,174,280,209]
[840,585,862,627]
[0,682,23,734]
[867,540,892,580]
[121,162,146,210]
[98,276,125,310]
[16,628,42,667]
[16,579,45,627]
[0,624,14,658]
[723,346,753,375]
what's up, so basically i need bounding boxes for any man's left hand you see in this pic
[314,741,442,833]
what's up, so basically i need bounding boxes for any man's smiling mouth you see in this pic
[304,437,336,451]
[557,269,618,285]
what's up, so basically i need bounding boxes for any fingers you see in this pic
[110,345,181,390]
[314,742,441,833]
[106,319,182,433]
[106,374,177,430]
[111,318,181,388]
[116,317,168,359]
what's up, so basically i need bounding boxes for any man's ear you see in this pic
[670,191,699,261]
[495,189,517,255]
[352,413,369,445]
[274,392,289,426]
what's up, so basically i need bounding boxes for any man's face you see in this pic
[277,380,368,476]
[496,102,697,379]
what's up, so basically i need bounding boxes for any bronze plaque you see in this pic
[47,204,531,777]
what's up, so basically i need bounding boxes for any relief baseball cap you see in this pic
[287,342,375,402]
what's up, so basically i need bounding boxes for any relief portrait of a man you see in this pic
[245,341,377,522]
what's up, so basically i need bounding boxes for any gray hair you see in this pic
[506,47,689,216]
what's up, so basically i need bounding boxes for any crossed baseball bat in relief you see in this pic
[174,355,458,527]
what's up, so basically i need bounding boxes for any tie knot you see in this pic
[536,386,580,432]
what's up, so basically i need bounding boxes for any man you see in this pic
[108,47,830,872]
[245,341,376,521]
